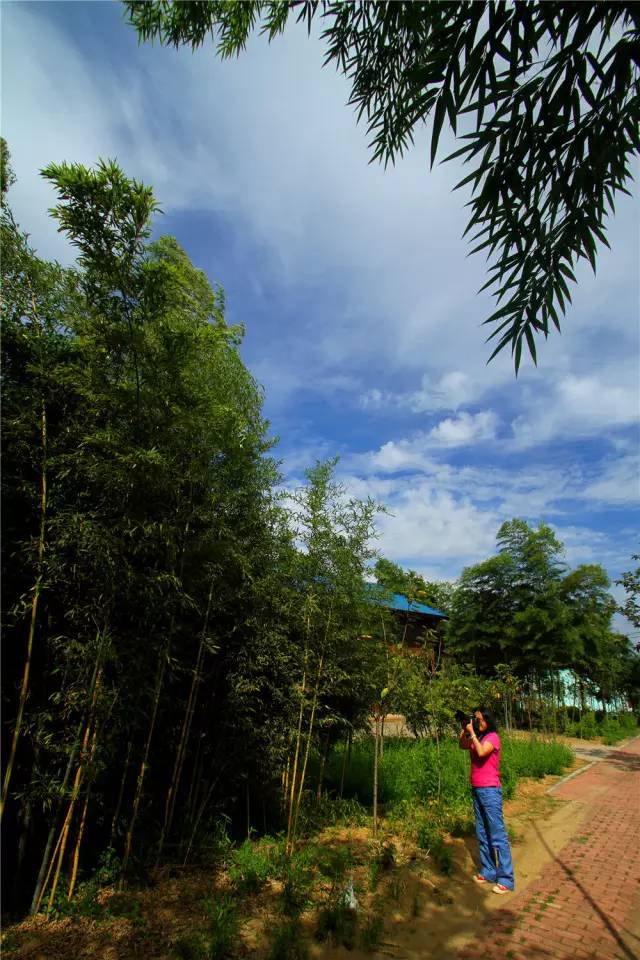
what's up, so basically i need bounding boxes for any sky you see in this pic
[3,2,639,632]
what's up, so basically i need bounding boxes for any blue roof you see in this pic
[365,583,447,618]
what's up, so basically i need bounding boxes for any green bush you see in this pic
[325,734,573,813]
[266,918,309,960]
[228,839,271,895]
[279,851,315,918]
[415,820,453,875]
[359,911,384,951]
[203,896,240,960]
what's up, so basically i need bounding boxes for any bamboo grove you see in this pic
[2,147,638,917]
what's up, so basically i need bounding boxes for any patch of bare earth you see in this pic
[2,759,588,960]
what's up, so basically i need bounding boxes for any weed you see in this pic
[359,911,384,951]
[203,895,240,960]
[280,853,314,918]
[266,918,309,960]
[368,860,380,891]
[388,875,405,902]
[172,934,208,960]
[411,892,421,917]
[315,899,358,950]
[316,845,354,885]
[416,820,453,875]
[228,839,270,895]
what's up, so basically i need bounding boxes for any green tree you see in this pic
[2,154,281,912]
[125,1,640,369]
[617,555,640,629]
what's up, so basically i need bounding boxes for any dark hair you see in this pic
[474,706,497,735]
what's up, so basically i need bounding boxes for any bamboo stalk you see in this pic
[285,668,307,854]
[110,740,133,848]
[1,398,47,822]
[121,641,168,882]
[158,581,213,862]
[67,726,98,900]
[46,667,103,912]
[372,712,379,838]
[290,654,324,851]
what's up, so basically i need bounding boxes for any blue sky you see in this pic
[3,2,639,630]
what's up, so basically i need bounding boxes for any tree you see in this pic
[125,1,640,370]
[617,555,640,630]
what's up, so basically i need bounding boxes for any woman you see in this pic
[459,707,514,894]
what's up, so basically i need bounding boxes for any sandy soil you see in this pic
[2,765,589,960]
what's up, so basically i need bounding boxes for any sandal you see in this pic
[473,874,489,884]
[492,883,511,894]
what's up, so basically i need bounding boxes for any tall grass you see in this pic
[323,735,574,812]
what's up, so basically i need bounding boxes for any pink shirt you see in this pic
[470,731,501,787]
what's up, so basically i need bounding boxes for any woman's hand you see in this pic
[465,721,475,736]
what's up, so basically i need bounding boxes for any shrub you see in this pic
[228,839,270,895]
[359,911,384,951]
[415,820,453,875]
[266,919,309,960]
[279,851,314,918]
[203,895,240,960]
[315,899,357,950]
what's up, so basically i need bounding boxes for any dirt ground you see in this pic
[2,755,593,960]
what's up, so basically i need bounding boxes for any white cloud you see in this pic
[511,368,639,448]
[359,370,479,413]
[427,410,498,446]
[582,454,640,506]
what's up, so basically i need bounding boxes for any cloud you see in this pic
[428,410,498,446]
[359,370,479,413]
[511,368,639,448]
[581,454,640,506]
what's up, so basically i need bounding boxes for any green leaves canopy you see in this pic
[124,1,640,370]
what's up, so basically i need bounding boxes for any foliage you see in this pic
[266,918,309,960]
[617,555,640,629]
[415,821,453,875]
[125,1,640,369]
[324,734,573,812]
[358,909,384,951]
[228,839,272,895]
[202,896,240,960]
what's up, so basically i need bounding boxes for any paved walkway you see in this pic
[457,737,640,960]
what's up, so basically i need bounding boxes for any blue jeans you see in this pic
[472,787,515,889]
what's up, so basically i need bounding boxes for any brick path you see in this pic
[457,737,640,960]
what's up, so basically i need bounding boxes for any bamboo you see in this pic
[46,668,103,912]
[372,712,379,838]
[290,653,324,851]
[285,668,307,853]
[158,580,213,862]
[31,700,97,913]
[109,740,133,848]
[1,398,47,822]
[338,733,349,799]
[121,640,168,881]
[33,655,103,914]
[67,726,98,899]
[315,730,331,805]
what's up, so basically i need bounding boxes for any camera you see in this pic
[455,710,481,736]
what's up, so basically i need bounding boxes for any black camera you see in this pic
[455,710,481,735]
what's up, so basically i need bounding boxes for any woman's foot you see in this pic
[492,883,511,894]
[473,874,490,884]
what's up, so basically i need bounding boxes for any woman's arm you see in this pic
[466,724,495,759]
[459,728,471,750]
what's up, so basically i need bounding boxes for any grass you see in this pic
[323,734,574,813]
